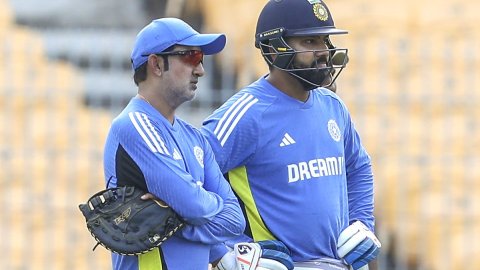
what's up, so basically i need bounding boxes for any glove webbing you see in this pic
[88,187,128,210]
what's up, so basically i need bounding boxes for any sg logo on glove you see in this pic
[237,244,254,255]
[216,240,294,270]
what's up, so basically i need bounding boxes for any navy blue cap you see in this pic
[255,0,347,43]
[131,18,226,70]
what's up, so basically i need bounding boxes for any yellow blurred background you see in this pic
[1,0,479,269]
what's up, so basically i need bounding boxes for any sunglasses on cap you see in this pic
[143,50,204,66]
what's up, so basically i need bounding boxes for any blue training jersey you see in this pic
[103,97,245,270]
[201,77,374,262]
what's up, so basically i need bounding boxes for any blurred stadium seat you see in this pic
[0,1,112,268]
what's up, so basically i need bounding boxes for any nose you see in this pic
[193,62,205,77]
[314,48,329,59]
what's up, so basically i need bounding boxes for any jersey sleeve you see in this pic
[201,92,260,173]
[210,243,229,263]
[115,112,224,225]
[178,136,246,244]
[341,105,376,232]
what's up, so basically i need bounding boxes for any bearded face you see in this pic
[290,54,334,91]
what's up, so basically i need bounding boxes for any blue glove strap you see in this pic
[257,240,291,255]
[345,238,380,270]
[351,247,380,269]
[261,249,295,270]
[344,238,374,264]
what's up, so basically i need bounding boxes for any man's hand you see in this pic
[215,240,294,270]
[337,221,381,270]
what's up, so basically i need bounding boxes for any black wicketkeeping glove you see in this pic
[79,186,184,255]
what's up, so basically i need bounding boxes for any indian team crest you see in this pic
[193,146,204,168]
[327,119,341,142]
[313,2,328,21]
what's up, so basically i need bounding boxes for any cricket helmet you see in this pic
[255,0,349,90]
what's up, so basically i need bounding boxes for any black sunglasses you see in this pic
[143,50,204,66]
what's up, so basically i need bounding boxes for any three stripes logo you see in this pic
[280,133,296,147]
[213,93,258,146]
[172,149,182,160]
[128,111,170,155]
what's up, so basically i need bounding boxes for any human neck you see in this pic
[266,72,309,102]
[136,92,175,124]
[136,93,151,105]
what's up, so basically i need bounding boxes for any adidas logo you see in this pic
[172,149,182,160]
[280,133,296,147]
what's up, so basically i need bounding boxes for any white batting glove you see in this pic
[215,240,294,270]
[337,221,381,270]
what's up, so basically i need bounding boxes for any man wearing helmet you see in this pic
[202,1,381,269]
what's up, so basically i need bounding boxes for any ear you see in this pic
[147,54,164,75]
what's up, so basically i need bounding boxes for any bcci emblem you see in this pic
[313,3,328,21]
[327,119,341,142]
[193,146,204,168]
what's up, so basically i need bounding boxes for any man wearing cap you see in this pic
[103,18,245,270]
[202,0,380,270]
